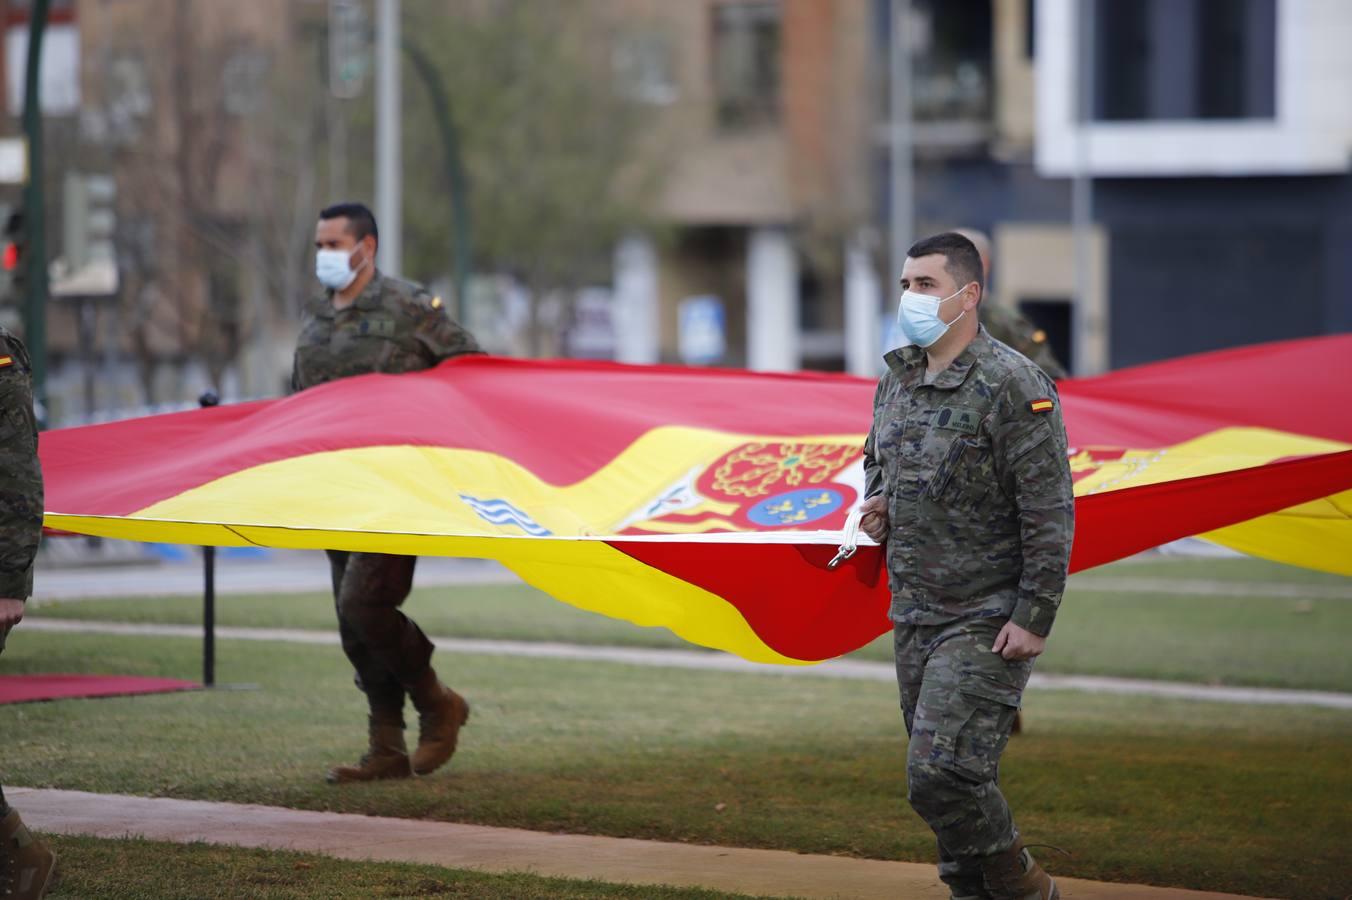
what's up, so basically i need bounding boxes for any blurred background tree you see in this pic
[388,0,668,353]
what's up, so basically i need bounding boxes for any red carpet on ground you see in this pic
[0,674,199,705]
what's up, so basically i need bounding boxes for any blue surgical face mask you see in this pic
[315,246,367,291]
[896,284,971,349]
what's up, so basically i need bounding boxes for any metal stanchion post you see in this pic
[198,391,219,687]
[203,545,215,687]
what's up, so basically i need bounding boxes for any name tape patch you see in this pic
[936,406,980,435]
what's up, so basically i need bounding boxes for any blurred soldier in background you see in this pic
[293,202,482,785]
[956,229,1069,382]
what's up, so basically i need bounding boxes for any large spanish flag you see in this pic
[40,335,1352,664]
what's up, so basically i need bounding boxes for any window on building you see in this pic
[613,30,678,105]
[712,1,781,131]
[909,0,992,122]
[1094,0,1275,121]
[1196,0,1275,119]
[1094,0,1150,120]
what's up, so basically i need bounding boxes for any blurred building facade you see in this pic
[4,0,1350,426]
[888,0,1089,371]
[611,0,1352,377]
[0,0,319,423]
[887,0,1352,374]
[601,0,877,372]
[1037,0,1352,369]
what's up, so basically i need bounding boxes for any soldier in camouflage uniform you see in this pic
[955,229,1069,382]
[0,326,56,899]
[292,203,483,785]
[860,233,1074,900]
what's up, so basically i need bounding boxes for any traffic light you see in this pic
[2,209,24,302]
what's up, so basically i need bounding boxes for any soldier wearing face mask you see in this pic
[859,232,1074,900]
[292,202,482,785]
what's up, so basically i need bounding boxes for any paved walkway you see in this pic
[21,618,1352,710]
[30,553,516,602]
[10,788,1270,900]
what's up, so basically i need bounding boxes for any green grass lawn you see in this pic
[2,630,1349,899]
[30,555,1352,692]
[1070,555,1352,586]
[41,835,771,899]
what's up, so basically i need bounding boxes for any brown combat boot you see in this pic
[326,718,414,784]
[409,671,470,776]
[0,809,56,899]
[979,842,1058,900]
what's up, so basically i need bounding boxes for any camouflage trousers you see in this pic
[327,551,435,717]
[894,617,1034,878]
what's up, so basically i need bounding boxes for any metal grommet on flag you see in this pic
[828,506,864,569]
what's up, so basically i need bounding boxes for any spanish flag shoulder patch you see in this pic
[1029,398,1054,414]
[0,355,13,368]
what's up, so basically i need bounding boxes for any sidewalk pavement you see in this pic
[32,551,1348,605]
[31,552,516,602]
[10,788,1272,900]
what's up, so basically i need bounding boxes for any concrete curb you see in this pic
[10,788,1273,900]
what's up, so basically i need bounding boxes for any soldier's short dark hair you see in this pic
[906,232,984,296]
[319,202,379,247]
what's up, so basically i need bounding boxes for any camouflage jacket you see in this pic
[291,270,483,392]
[980,303,1068,381]
[863,327,1074,637]
[0,327,44,601]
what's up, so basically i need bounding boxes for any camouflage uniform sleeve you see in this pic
[0,335,45,601]
[990,367,1074,637]
[411,291,483,364]
[862,379,885,500]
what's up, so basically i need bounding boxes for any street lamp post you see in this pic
[20,0,50,419]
